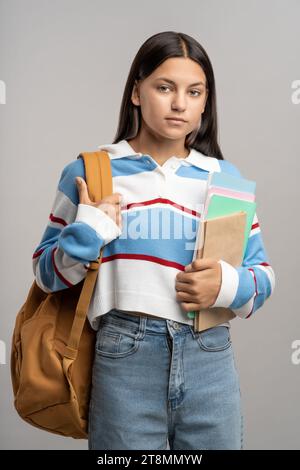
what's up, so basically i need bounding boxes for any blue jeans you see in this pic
[88,309,244,450]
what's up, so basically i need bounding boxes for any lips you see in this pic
[166,118,186,122]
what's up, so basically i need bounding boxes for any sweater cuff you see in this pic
[75,203,122,245]
[210,259,239,308]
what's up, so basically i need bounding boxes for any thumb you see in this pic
[75,177,90,204]
[184,263,193,272]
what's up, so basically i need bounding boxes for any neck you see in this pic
[128,131,190,165]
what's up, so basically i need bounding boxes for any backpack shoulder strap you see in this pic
[77,150,112,201]
[64,150,112,361]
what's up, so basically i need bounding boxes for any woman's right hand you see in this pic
[75,177,123,230]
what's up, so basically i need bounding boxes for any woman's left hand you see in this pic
[175,258,222,312]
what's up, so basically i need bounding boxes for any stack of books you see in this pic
[188,171,257,332]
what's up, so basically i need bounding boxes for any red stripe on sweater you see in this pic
[49,213,68,226]
[32,248,44,259]
[123,198,201,218]
[51,247,74,287]
[246,268,257,318]
[101,253,185,271]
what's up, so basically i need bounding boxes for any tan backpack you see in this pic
[10,150,112,439]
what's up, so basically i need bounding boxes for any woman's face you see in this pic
[131,57,208,142]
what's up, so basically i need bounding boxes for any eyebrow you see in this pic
[154,77,206,87]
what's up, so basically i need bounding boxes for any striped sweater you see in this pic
[32,139,275,330]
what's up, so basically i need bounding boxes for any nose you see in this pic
[171,92,187,112]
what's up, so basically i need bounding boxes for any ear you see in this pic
[131,80,141,106]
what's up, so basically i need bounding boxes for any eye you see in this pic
[189,90,202,97]
[158,85,171,92]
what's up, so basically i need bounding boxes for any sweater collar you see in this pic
[97,139,221,173]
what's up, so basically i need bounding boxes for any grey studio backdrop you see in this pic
[0,0,299,450]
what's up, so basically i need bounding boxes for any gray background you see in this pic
[0,0,299,450]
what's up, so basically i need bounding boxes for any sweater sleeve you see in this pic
[32,158,122,293]
[210,161,276,318]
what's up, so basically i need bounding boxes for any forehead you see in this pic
[149,57,206,84]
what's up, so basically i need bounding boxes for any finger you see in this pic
[180,302,202,312]
[185,258,217,272]
[115,193,123,204]
[176,290,198,303]
[115,205,121,226]
[101,203,116,218]
[175,281,195,293]
[118,209,123,229]
[105,204,121,227]
[176,271,195,283]
[103,193,123,205]
[75,177,91,204]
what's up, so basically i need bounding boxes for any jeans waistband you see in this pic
[102,308,195,336]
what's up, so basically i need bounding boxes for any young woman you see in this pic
[32,31,275,450]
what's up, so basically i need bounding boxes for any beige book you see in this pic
[193,211,247,332]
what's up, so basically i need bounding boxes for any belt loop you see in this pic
[189,324,198,339]
[137,315,147,340]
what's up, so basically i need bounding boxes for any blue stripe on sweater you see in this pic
[37,226,62,246]
[252,265,272,297]
[37,241,70,290]
[58,222,105,263]
[111,156,157,176]
[231,264,272,311]
[252,292,268,312]
[103,232,198,267]
[58,158,85,205]
[243,232,271,266]
[175,165,209,180]
[219,160,243,178]
[35,221,106,290]
[100,208,199,265]
[231,267,256,308]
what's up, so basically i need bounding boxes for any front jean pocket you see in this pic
[95,317,141,358]
[196,326,232,352]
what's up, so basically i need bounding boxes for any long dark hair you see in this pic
[112,31,224,160]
